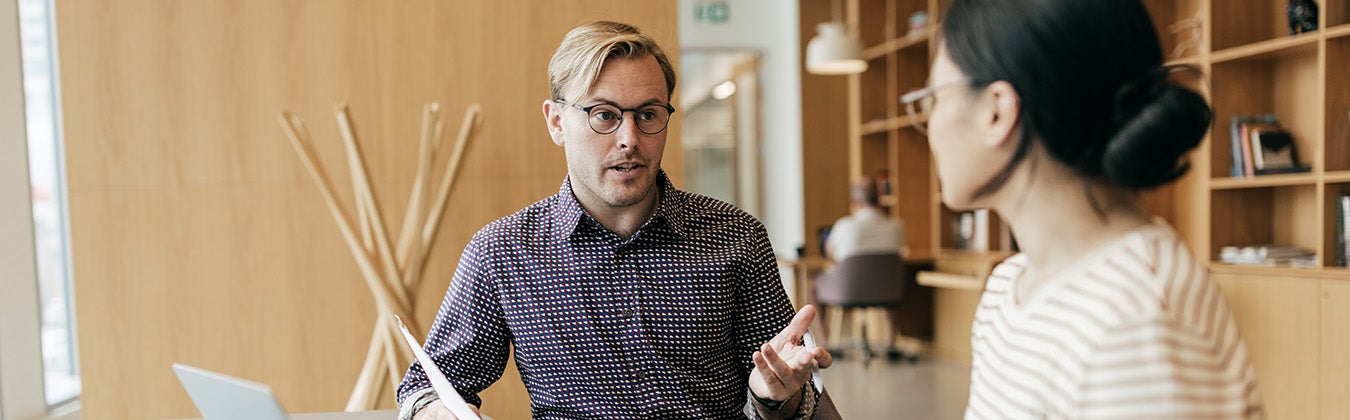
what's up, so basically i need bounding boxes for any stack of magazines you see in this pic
[1218,245,1316,267]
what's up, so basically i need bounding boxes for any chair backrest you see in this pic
[815,253,905,306]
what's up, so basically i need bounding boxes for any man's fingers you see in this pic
[772,305,817,348]
[752,350,785,389]
[813,347,834,369]
[761,342,804,383]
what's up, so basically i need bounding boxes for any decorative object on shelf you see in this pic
[276,101,482,411]
[1167,14,1203,59]
[1250,128,1299,173]
[953,210,989,252]
[1287,0,1318,35]
[806,0,866,75]
[907,11,929,37]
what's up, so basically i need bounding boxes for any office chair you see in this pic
[815,253,906,365]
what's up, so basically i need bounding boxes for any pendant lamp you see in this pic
[805,1,866,75]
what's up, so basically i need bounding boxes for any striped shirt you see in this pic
[966,223,1263,419]
[396,172,817,419]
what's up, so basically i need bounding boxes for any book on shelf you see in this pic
[1228,114,1291,178]
[1340,193,1349,268]
[873,170,892,197]
[1218,244,1316,267]
[1239,121,1255,176]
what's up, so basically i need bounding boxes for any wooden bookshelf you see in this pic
[847,0,949,259]
[1145,1,1349,418]
[841,0,1350,417]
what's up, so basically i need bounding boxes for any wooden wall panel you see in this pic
[56,1,679,418]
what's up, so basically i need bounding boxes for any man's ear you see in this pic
[542,99,565,147]
[983,81,1021,147]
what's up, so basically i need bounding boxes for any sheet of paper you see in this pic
[395,315,482,420]
[803,332,824,394]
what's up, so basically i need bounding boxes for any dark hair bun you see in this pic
[1102,73,1211,189]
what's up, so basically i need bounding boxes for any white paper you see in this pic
[395,315,482,420]
[803,332,824,394]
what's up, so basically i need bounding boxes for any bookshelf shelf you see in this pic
[1209,263,1350,279]
[1210,173,1318,190]
[1211,31,1319,63]
[1327,23,1350,40]
[861,116,898,135]
[1326,171,1350,184]
[861,115,928,135]
[862,30,931,60]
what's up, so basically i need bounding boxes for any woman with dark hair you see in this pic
[901,0,1263,417]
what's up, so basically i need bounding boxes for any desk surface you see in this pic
[292,410,398,420]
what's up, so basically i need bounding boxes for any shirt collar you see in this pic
[550,169,688,241]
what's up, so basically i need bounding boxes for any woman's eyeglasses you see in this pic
[899,80,971,135]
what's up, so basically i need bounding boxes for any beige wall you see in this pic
[56,1,679,418]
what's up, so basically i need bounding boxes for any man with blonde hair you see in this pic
[396,21,830,419]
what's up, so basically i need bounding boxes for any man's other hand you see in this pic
[748,304,833,402]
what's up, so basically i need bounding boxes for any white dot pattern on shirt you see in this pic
[396,173,807,419]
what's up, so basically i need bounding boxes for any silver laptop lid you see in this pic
[172,363,289,420]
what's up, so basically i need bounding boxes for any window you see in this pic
[680,50,763,217]
[18,0,80,406]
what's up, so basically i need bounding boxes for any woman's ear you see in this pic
[542,100,565,147]
[983,81,1021,147]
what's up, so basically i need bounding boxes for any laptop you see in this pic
[172,363,290,420]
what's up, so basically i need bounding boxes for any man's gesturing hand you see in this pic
[748,304,833,402]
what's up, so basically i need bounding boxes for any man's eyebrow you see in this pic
[583,97,667,108]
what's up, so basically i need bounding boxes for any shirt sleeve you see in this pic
[733,222,818,419]
[396,233,512,409]
[1076,314,1262,419]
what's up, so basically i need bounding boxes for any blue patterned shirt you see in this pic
[396,172,816,419]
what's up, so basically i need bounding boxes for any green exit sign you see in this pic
[695,1,730,24]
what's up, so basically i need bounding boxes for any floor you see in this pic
[816,357,971,419]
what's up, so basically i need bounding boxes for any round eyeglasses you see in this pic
[556,100,676,135]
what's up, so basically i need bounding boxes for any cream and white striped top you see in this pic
[965,224,1263,419]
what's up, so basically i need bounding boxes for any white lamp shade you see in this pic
[806,22,867,75]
